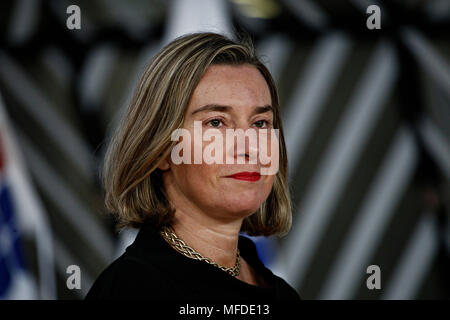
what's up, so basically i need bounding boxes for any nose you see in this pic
[225,126,259,165]
[242,134,258,164]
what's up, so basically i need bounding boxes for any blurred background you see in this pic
[0,0,449,300]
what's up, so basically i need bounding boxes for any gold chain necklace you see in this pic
[159,226,241,277]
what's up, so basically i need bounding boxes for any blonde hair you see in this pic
[103,32,292,236]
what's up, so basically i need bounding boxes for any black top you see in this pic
[85,223,300,300]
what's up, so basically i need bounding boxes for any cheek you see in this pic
[259,175,275,200]
[171,162,220,193]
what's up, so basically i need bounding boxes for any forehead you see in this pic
[187,64,272,113]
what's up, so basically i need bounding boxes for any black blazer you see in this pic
[85,223,300,300]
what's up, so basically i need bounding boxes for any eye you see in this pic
[254,120,270,128]
[206,118,224,128]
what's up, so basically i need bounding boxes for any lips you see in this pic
[226,171,261,182]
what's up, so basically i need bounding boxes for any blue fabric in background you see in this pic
[0,184,28,298]
[240,233,277,268]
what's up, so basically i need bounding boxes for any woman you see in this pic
[86,32,300,300]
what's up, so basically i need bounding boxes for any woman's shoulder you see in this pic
[85,255,172,300]
[271,274,302,300]
[237,235,301,300]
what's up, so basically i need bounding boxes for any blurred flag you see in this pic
[242,234,277,268]
[0,145,36,299]
[0,92,56,299]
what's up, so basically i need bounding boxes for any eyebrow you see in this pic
[190,104,273,116]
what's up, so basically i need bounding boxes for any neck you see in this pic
[169,208,243,268]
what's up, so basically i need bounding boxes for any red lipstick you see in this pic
[227,171,261,182]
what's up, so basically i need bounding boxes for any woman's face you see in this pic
[161,64,276,222]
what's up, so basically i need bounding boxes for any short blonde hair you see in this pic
[103,32,292,237]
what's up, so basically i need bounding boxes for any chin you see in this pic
[222,198,263,217]
[215,188,269,216]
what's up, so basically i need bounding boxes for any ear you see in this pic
[157,157,170,171]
